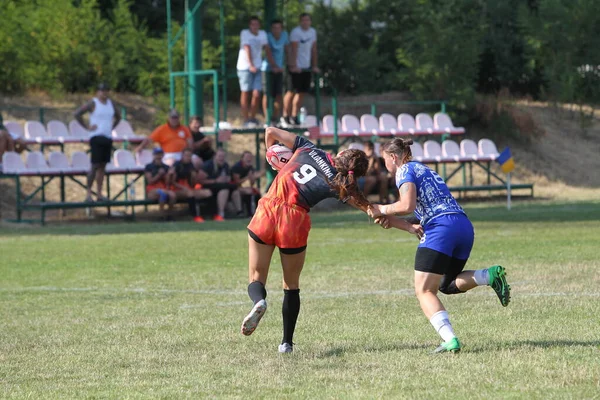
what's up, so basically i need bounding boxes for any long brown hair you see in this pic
[329,149,371,212]
[381,138,413,164]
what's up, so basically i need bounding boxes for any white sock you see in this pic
[429,310,456,342]
[473,269,489,286]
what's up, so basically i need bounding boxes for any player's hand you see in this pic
[88,124,97,131]
[217,175,229,183]
[249,65,258,73]
[312,66,321,74]
[409,224,424,240]
[374,217,391,229]
[290,66,301,73]
[368,204,384,219]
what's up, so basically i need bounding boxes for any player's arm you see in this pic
[375,215,423,239]
[112,103,122,129]
[74,100,95,130]
[368,182,417,218]
[244,45,255,71]
[265,127,297,149]
[289,41,299,71]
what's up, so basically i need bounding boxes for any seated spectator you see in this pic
[200,148,243,220]
[169,148,213,223]
[135,109,192,166]
[0,124,28,161]
[359,141,389,203]
[231,151,264,216]
[145,148,176,220]
[188,115,215,169]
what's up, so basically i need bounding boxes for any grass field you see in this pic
[1,200,600,399]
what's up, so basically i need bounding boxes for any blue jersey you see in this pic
[396,161,465,226]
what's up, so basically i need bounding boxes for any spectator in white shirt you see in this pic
[236,16,276,128]
[282,13,320,127]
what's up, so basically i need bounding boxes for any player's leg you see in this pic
[242,233,276,336]
[291,92,305,123]
[414,247,461,353]
[249,73,262,121]
[279,248,306,353]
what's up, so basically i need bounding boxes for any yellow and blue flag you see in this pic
[496,147,515,174]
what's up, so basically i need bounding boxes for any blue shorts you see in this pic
[237,70,262,92]
[419,213,474,260]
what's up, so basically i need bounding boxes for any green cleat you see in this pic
[488,265,511,307]
[433,337,461,354]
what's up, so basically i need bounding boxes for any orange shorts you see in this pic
[172,179,191,192]
[146,182,166,193]
[247,197,311,252]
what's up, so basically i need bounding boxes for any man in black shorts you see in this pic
[188,115,215,169]
[283,13,320,127]
[74,83,121,202]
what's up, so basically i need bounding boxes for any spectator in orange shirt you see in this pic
[135,109,192,166]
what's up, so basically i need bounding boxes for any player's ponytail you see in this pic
[330,149,371,211]
[381,138,413,164]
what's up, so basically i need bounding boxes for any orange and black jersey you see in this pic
[266,136,338,210]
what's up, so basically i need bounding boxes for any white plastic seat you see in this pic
[398,114,419,135]
[478,139,500,161]
[302,115,317,128]
[25,151,50,173]
[460,139,479,160]
[25,121,50,142]
[48,151,72,173]
[322,115,342,135]
[2,152,26,174]
[416,113,442,135]
[410,142,424,162]
[112,120,143,143]
[379,113,398,135]
[434,113,465,135]
[441,140,461,162]
[71,151,91,172]
[341,114,361,135]
[423,140,443,162]
[114,149,139,171]
[136,149,153,166]
[47,120,76,144]
[4,121,24,139]
[360,114,381,135]
[68,120,89,141]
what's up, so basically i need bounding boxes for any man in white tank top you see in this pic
[74,82,121,202]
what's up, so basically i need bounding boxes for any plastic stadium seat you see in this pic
[416,113,443,135]
[478,139,500,161]
[47,120,69,137]
[398,114,418,135]
[69,120,89,140]
[2,152,26,174]
[25,121,50,141]
[26,151,50,173]
[341,114,361,135]
[423,140,443,162]
[348,142,365,151]
[112,120,143,143]
[460,139,479,161]
[302,115,317,128]
[434,113,465,135]
[379,113,398,135]
[441,140,461,162]
[48,151,72,173]
[4,121,24,139]
[322,115,341,135]
[71,151,91,172]
[136,149,153,167]
[410,142,424,162]
[114,149,138,171]
[360,114,380,135]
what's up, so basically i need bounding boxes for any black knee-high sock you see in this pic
[282,289,300,345]
[248,281,267,304]
[187,197,199,217]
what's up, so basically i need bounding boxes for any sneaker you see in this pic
[488,265,511,307]
[213,214,225,222]
[193,216,205,223]
[279,116,290,128]
[241,299,267,336]
[290,116,300,126]
[278,342,293,353]
[432,337,461,354]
